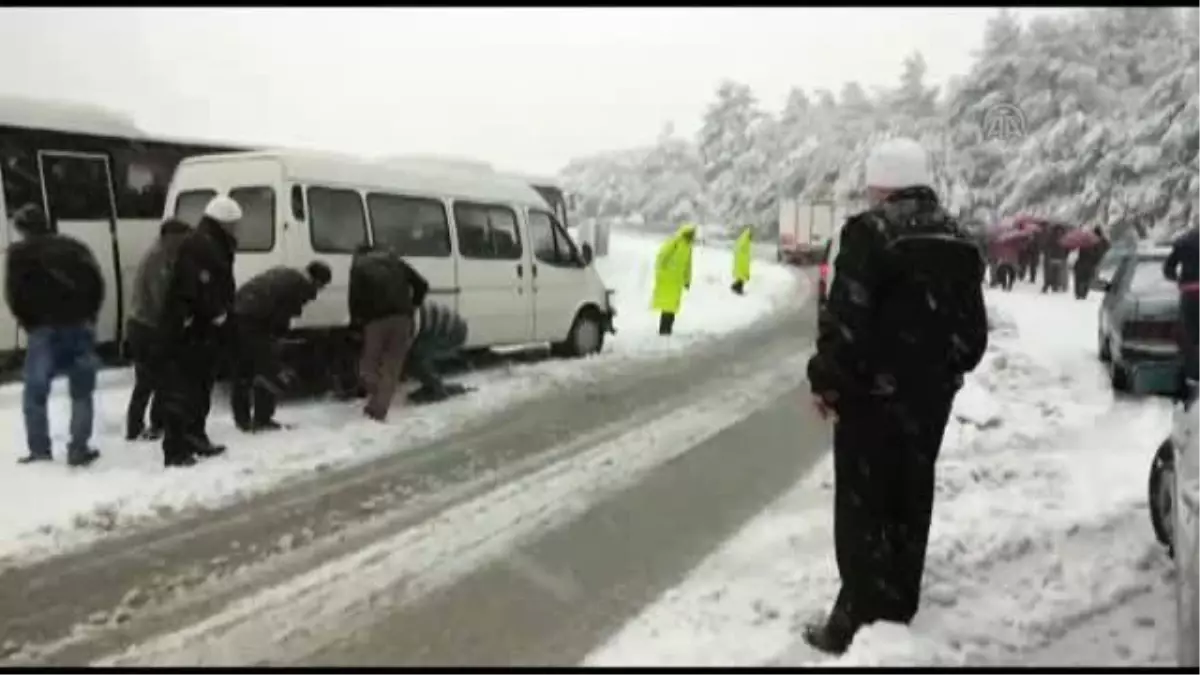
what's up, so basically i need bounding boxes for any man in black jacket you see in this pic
[349,243,429,421]
[157,196,241,467]
[804,138,989,655]
[125,218,192,441]
[230,261,332,432]
[1072,227,1109,300]
[4,205,105,466]
[1164,225,1199,386]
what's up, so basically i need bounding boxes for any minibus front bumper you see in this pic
[603,290,618,335]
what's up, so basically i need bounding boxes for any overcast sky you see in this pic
[0,7,1066,175]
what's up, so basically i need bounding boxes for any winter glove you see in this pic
[811,391,838,422]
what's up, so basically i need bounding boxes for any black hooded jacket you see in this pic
[5,231,105,330]
[807,186,989,406]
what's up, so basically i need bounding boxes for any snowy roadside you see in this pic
[585,285,1179,668]
[0,233,803,565]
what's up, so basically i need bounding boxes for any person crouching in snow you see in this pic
[5,205,105,467]
[731,226,752,295]
[230,261,332,432]
[349,243,429,421]
[804,137,989,656]
[652,223,696,335]
[125,218,192,441]
[406,301,471,404]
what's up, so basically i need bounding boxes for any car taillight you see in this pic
[1122,320,1178,342]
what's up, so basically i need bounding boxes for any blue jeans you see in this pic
[22,324,98,457]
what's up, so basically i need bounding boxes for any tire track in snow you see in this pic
[93,349,813,666]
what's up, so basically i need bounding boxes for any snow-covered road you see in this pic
[585,286,1180,668]
[0,232,801,566]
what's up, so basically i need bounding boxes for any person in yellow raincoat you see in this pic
[652,223,696,336]
[731,226,752,295]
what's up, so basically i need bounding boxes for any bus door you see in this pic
[37,150,123,347]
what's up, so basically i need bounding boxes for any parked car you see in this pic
[1147,376,1198,667]
[1095,246,1181,393]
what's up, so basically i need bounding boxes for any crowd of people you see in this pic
[986,216,1110,299]
[4,195,461,469]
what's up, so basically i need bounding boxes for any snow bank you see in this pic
[0,233,802,565]
[586,285,1178,668]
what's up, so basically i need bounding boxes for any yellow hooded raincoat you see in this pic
[733,227,752,284]
[652,223,696,314]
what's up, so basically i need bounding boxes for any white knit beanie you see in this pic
[864,137,931,189]
[203,195,243,223]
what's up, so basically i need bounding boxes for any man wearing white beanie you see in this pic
[804,137,990,655]
[156,194,242,467]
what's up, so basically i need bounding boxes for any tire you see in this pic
[553,310,605,358]
[1149,439,1175,554]
[1099,332,1111,363]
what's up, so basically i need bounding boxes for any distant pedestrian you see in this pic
[1041,223,1069,293]
[157,196,241,467]
[4,205,105,467]
[652,223,696,335]
[349,243,429,421]
[731,226,752,295]
[804,137,989,655]
[230,261,332,432]
[125,218,192,441]
[1072,227,1109,300]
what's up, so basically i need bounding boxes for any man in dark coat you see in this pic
[125,218,192,441]
[1164,225,1199,387]
[1072,226,1109,300]
[4,205,105,466]
[1041,222,1070,293]
[349,243,429,421]
[230,261,332,431]
[157,196,241,467]
[804,138,989,656]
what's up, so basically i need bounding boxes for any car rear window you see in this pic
[1129,259,1176,294]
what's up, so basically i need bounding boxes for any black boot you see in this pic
[802,619,855,656]
[17,452,52,465]
[67,447,101,468]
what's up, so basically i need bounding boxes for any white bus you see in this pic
[165,150,615,367]
[0,96,596,370]
[0,95,248,368]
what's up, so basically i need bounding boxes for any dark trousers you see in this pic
[1074,265,1095,300]
[658,312,676,336]
[996,263,1016,291]
[231,318,280,430]
[1181,291,1199,383]
[1026,255,1039,283]
[1042,259,1066,293]
[828,391,955,636]
[125,321,165,438]
[160,330,220,463]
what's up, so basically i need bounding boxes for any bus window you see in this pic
[307,186,367,254]
[366,193,451,258]
[228,186,275,252]
[175,189,216,226]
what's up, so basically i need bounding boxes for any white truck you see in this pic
[776,199,857,265]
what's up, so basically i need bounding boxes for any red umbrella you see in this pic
[997,227,1037,246]
[1060,228,1101,251]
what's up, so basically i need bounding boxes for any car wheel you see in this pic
[1149,438,1175,555]
[1099,333,1112,363]
[554,310,605,358]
